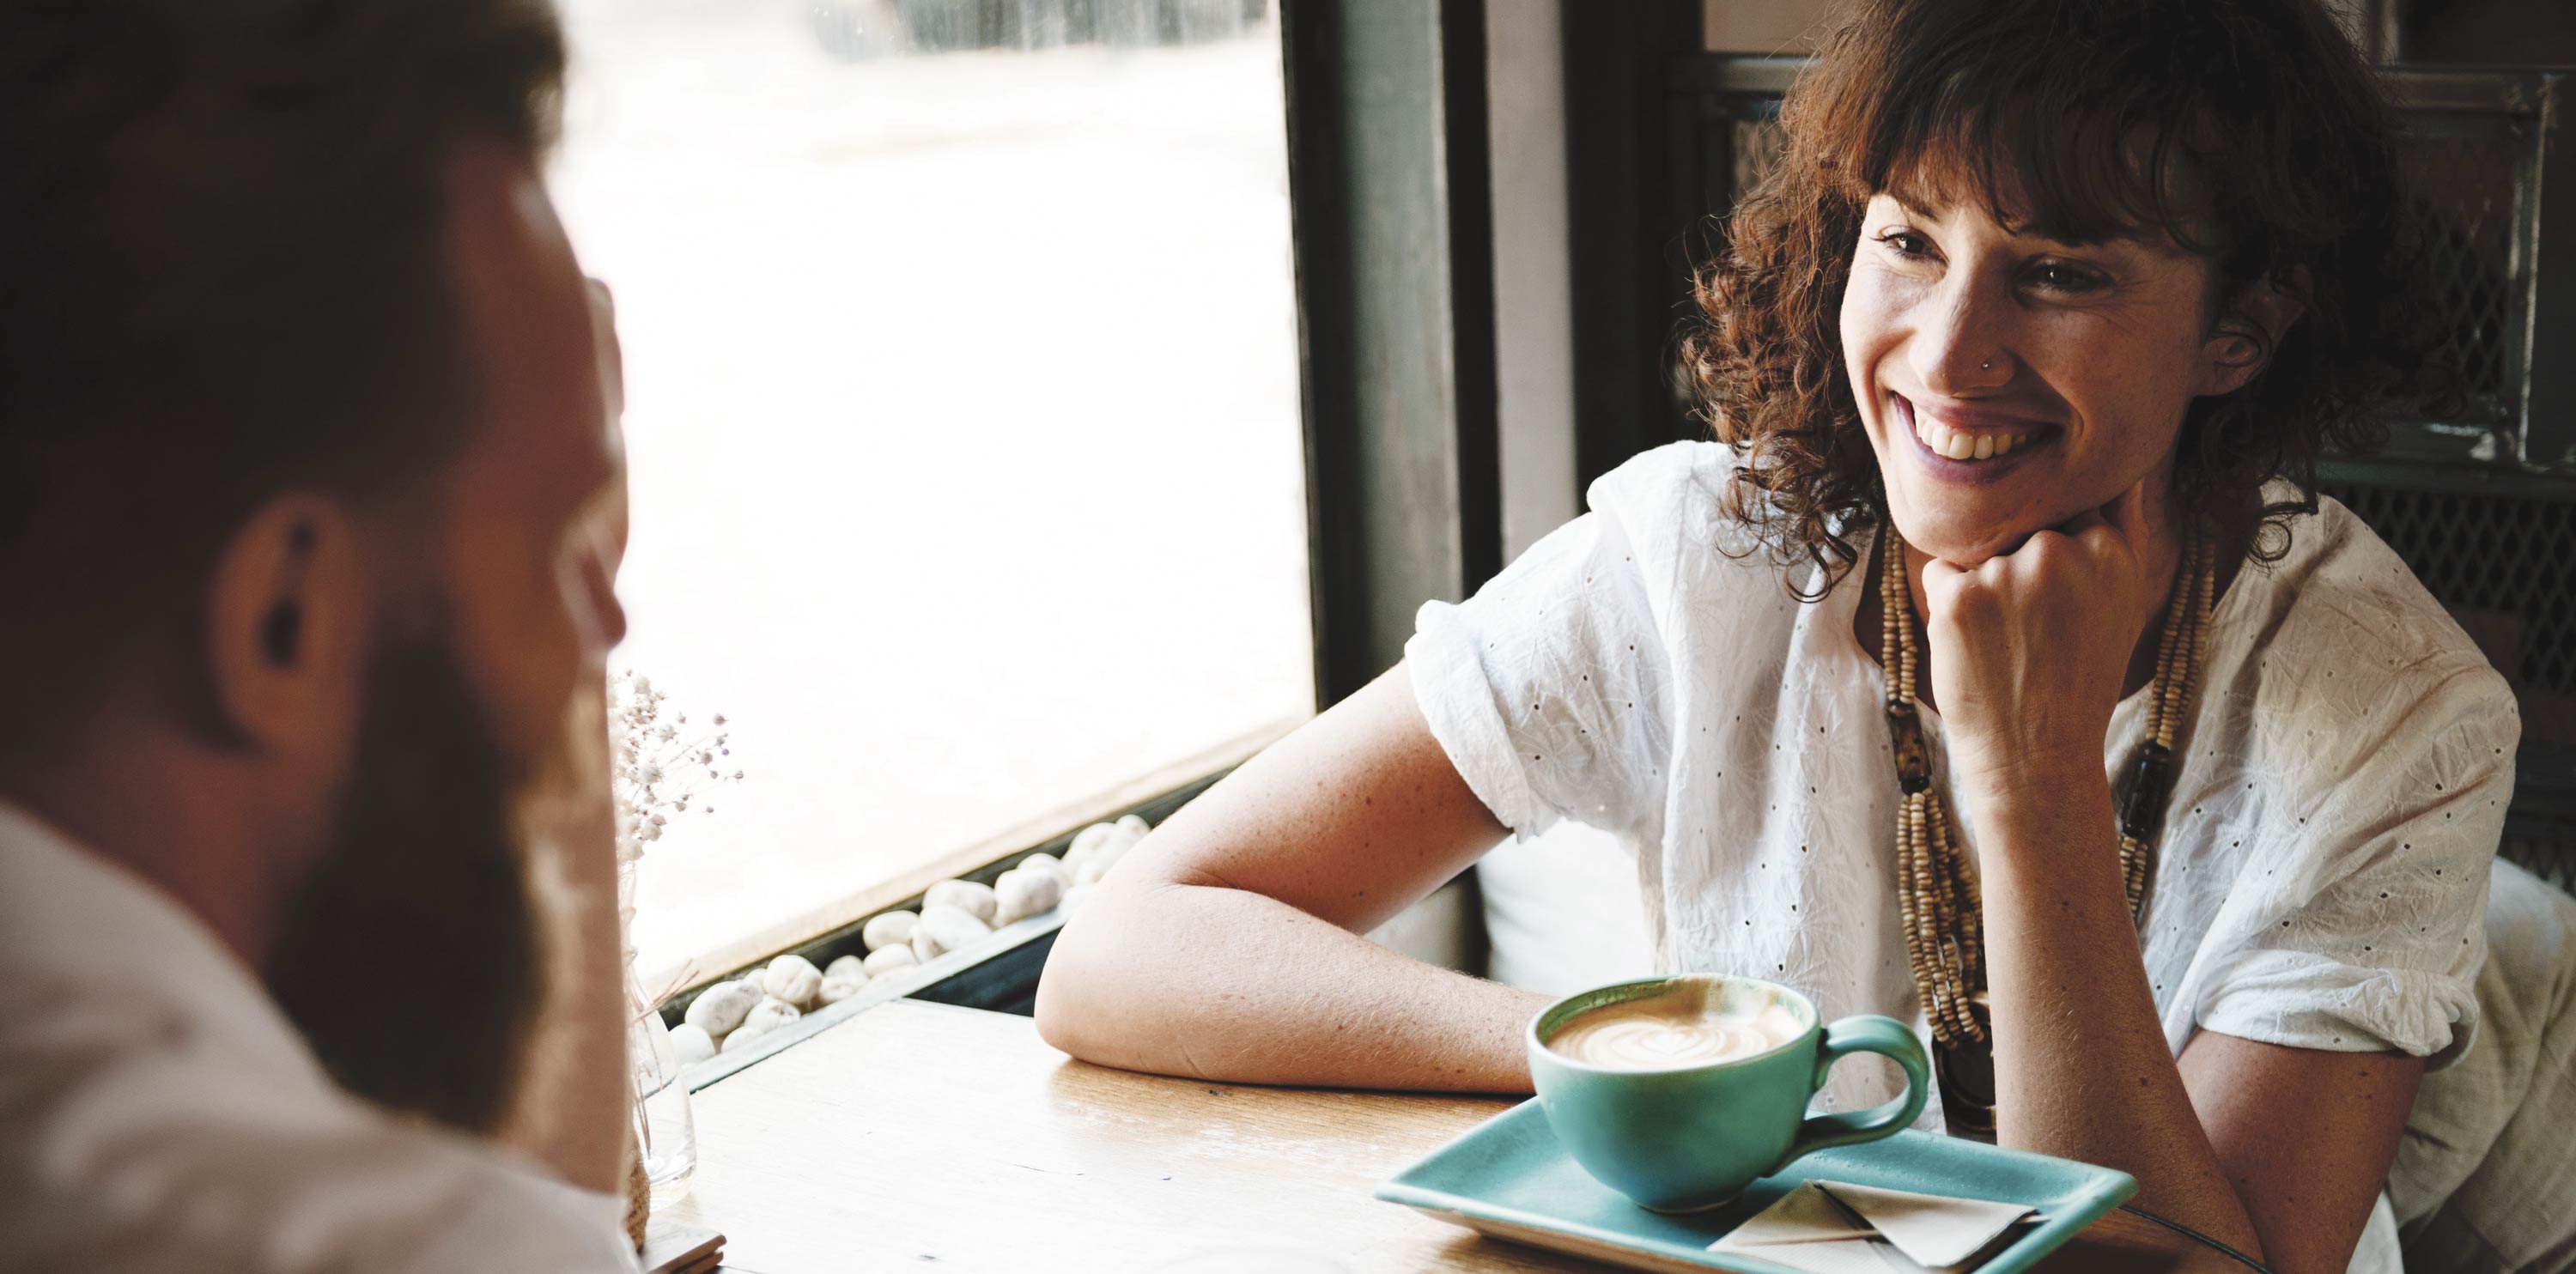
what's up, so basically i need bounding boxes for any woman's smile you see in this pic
[1891,391,2057,484]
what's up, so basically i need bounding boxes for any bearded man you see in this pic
[0,1,642,1268]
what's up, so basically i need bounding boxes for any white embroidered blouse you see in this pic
[1408,441,2517,1120]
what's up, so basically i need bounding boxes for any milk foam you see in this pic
[1547,980,1807,1070]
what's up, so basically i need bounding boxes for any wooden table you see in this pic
[664,1000,2242,1273]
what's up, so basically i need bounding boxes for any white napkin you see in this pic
[1709,1180,2036,1273]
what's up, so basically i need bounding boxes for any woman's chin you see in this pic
[1885,507,2029,567]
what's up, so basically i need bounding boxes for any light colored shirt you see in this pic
[0,803,640,1274]
[1411,441,2518,1274]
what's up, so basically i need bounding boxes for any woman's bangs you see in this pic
[1828,62,2211,250]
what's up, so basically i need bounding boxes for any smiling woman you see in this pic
[1032,4,2518,1274]
[1686,0,2458,593]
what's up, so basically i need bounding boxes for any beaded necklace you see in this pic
[1877,523,2217,1139]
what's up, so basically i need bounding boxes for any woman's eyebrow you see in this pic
[1991,216,2157,253]
[1874,192,2159,258]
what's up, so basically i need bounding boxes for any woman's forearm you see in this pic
[1970,771,2262,1256]
[1035,878,1548,1092]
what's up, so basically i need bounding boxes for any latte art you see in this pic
[1547,982,1807,1070]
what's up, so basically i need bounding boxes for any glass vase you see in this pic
[629,1000,698,1207]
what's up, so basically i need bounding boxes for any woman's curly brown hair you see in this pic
[1680,0,2463,597]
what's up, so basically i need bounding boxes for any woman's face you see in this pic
[1839,191,2247,564]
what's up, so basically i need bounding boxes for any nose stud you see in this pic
[1981,361,1992,371]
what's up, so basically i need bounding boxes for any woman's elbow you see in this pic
[1032,885,1147,1060]
[1032,925,1102,1058]
[1031,947,1097,1059]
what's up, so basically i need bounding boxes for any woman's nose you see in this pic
[1908,270,2015,396]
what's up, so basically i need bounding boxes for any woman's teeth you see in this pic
[1914,414,2021,462]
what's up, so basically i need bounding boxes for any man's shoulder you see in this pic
[0,810,638,1274]
[0,962,638,1273]
[0,804,319,1076]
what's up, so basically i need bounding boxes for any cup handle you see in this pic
[1779,1014,1931,1166]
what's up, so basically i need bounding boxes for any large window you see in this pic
[550,0,1312,992]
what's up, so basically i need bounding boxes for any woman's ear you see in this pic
[205,496,366,750]
[2195,267,2310,397]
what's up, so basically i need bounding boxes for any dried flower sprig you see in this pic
[610,670,744,865]
[609,670,744,1010]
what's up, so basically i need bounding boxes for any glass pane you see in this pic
[552,0,1311,992]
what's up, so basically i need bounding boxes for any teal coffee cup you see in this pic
[1528,974,1930,1213]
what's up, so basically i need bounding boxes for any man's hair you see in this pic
[0,0,566,725]
[1680,0,2461,595]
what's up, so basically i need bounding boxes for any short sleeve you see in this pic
[2194,666,2518,1069]
[1406,504,1675,845]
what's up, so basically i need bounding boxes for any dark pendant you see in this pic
[2117,742,2177,843]
[1886,701,1932,795]
[1934,993,1997,1142]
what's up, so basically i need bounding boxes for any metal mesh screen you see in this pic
[2390,128,2521,425]
[2318,482,2576,739]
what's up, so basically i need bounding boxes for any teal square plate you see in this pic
[1376,1100,2136,1274]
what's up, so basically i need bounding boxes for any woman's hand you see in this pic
[1918,482,2169,799]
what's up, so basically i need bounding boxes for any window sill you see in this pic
[681,909,1064,1092]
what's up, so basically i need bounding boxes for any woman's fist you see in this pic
[1918,485,2171,798]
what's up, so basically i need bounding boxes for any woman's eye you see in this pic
[2026,262,2107,294]
[1875,230,1932,258]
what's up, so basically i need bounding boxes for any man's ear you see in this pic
[205,496,366,749]
[2195,267,2310,398]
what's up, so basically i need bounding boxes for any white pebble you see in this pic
[668,1022,717,1066]
[681,980,762,1037]
[742,997,802,1038]
[720,998,802,1054]
[1116,814,1152,839]
[1016,852,1066,883]
[925,878,999,926]
[911,903,993,962]
[823,954,866,982]
[863,910,919,952]
[1095,834,1137,869]
[816,974,866,1006]
[1070,822,1143,880]
[863,945,920,976]
[993,867,1065,926]
[1072,823,1144,875]
[1067,822,1117,857]
[761,954,823,1009]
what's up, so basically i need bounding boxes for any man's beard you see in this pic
[262,636,545,1136]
